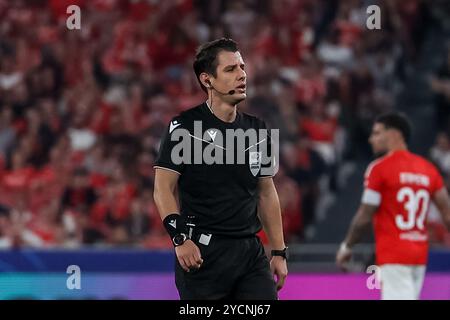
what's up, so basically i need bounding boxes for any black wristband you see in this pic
[163,213,187,239]
[271,247,289,260]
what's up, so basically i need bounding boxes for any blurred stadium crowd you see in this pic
[429,46,450,245]
[0,0,448,248]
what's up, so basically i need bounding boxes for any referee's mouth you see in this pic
[236,84,246,93]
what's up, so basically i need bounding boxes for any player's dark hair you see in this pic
[375,112,412,143]
[193,38,239,93]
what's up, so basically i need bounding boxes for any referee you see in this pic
[153,38,288,300]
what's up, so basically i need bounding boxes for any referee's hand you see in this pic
[270,256,288,291]
[175,239,204,272]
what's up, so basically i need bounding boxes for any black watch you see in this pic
[172,233,187,247]
[271,247,289,260]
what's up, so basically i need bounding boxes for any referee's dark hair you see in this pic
[193,38,239,93]
[375,112,412,143]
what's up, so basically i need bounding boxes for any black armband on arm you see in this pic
[163,213,188,239]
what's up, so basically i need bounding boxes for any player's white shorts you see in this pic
[380,264,426,300]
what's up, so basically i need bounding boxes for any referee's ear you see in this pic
[199,73,211,90]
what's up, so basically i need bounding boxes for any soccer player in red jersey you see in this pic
[337,112,450,300]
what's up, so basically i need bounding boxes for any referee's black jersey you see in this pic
[154,102,275,237]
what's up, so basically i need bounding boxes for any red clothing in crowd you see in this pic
[301,117,338,143]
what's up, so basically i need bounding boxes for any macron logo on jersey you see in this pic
[169,120,181,134]
[168,219,176,229]
[207,129,217,142]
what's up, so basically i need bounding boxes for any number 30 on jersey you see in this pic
[396,187,430,231]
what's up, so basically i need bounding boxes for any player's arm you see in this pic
[257,177,288,290]
[342,203,378,248]
[432,187,450,231]
[337,160,383,270]
[336,188,379,270]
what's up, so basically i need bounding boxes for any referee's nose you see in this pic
[238,68,246,82]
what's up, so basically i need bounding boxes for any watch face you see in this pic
[173,234,187,246]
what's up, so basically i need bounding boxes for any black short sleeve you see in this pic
[258,120,277,178]
[154,117,185,175]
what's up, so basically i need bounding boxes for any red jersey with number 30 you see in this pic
[363,150,444,265]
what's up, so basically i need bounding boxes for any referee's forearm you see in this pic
[258,189,285,250]
[154,169,181,220]
[153,187,180,220]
